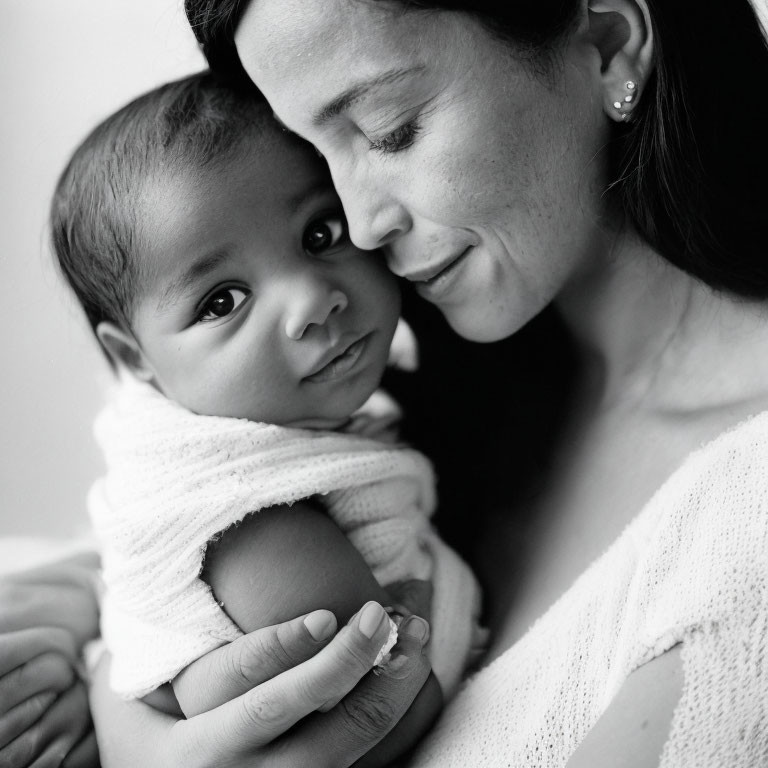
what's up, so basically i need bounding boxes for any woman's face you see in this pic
[236,1,615,341]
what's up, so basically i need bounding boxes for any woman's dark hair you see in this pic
[185,0,768,298]
[51,71,272,337]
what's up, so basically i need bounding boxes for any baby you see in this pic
[51,71,482,764]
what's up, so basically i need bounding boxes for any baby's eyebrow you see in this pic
[156,250,231,313]
[312,65,426,126]
[285,179,336,214]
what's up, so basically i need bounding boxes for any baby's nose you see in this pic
[284,285,348,340]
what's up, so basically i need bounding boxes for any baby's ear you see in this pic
[96,322,155,382]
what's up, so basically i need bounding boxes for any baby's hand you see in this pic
[386,579,434,624]
[0,555,101,767]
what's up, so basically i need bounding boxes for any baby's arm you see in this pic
[175,500,442,767]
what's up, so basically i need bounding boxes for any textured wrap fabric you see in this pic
[409,412,768,766]
[89,377,480,698]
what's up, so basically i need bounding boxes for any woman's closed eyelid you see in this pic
[363,100,436,154]
[368,119,421,153]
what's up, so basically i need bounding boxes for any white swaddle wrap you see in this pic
[89,377,481,698]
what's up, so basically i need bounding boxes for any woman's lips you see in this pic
[411,247,472,298]
[304,334,369,383]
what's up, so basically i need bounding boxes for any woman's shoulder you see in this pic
[633,409,768,641]
[644,408,768,536]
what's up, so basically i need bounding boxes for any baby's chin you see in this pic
[286,414,353,431]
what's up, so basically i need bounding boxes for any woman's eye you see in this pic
[197,287,249,323]
[303,215,347,255]
[368,119,420,154]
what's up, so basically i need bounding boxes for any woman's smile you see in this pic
[411,246,473,301]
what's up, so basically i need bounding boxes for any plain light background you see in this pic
[0,1,204,538]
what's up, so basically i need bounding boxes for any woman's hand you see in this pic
[0,552,100,647]
[0,553,101,767]
[92,604,431,768]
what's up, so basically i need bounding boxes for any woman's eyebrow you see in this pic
[312,65,426,126]
[156,250,231,313]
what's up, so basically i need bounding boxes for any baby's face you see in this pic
[130,135,400,429]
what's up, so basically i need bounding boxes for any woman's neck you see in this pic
[555,231,768,414]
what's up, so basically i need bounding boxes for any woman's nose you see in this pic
[334,166,410,251]
[284,280,348,340]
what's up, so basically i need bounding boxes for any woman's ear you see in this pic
[587,0,655,122]
[96,322,156,382]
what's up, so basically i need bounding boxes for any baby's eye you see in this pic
[197,287,249,323]
[303,214,347,255]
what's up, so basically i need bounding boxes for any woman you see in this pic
[187,3,768,764]
[4,0,768,765]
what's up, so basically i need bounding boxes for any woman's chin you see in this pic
[442,307,530,344]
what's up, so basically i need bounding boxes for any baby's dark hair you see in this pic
[51,70,275,337]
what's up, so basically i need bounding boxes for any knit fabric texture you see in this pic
[89,377,481,698]
[410,412,768,766]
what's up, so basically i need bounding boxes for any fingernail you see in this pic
[357,602,386,639]
[399,615,430,645]
[34,690,58,710]
[304,610,337,642]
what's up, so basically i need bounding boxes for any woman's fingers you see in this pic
[280,616,433,768]
[0,628,78,678]
[60,730,99,768]
[0,691,57,750]
[2,553,100,592]
[91,609,429,768]
[0,682,91,768]
[0,584,99,650]
[0,653,76,716]
[170,602,395,763]
[174,608,338,717]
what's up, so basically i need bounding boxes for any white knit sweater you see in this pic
[409,411,768,766]
[89,378,481,699]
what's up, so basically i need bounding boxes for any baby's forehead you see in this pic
[131,134,337,298]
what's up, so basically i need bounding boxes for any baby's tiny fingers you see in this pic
[0,690,57,750]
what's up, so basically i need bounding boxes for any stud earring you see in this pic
[613,80,638,121]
